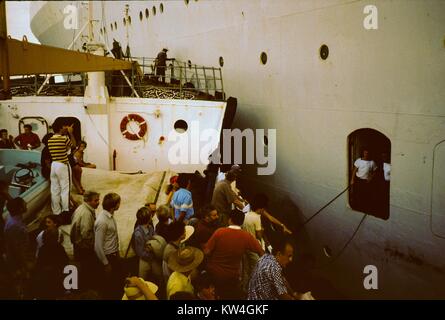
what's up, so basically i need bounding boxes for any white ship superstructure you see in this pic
[17,0,445,298]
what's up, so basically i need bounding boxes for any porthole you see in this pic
[219,56,224,67]
[139,11,143,21]
[152,6,157,16]
[174,120,188,133]
[260,52,267,65]
[320,44,329,60]
[145,8,149,18]
[160,3,164,13]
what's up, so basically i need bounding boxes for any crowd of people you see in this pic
[0,118,314,300]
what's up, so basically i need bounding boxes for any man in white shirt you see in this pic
[94,192,123,299]
[242,194,267,292]
[351,149,377,211]
[70,190,100,290]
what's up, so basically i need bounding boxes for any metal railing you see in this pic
[8,57,225,101]
[9,74,85,97]
[127,57,225,100]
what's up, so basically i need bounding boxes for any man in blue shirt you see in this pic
[171,174,194,224]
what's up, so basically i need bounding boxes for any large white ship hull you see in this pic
[27,0,445,299]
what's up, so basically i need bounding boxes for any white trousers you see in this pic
[50,161,71,214]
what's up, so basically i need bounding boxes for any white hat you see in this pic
[122,278,158,300]
[181,225,195,243]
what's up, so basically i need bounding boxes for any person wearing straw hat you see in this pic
[166,246,204,299]
[122,276,158,300]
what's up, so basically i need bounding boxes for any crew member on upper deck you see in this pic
[155,48,172,84]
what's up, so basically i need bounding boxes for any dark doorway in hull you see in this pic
[348,128,391,220]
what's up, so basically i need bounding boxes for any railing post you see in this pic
[202,67,208,95]
[34,74,38,95]
[179,65,183,93]
[194,64,200,92]
[142,57,145,75]
[219,68,224,100]
[212,67,217,96]
[131,64,134,97]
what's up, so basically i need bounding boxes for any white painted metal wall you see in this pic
[0,96,226,174]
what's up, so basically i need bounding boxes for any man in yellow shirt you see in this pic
[166,246,203,299]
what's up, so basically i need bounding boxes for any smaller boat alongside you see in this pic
[0,149,50,225]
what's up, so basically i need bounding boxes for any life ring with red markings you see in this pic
[120,114,147,141]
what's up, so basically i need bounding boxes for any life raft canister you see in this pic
[120,114,147,140]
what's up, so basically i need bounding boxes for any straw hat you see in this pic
[167,246,204,273]
[122,278,158,300]
[181,225,195,243]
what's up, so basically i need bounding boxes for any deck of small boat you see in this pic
[33,168,175,259]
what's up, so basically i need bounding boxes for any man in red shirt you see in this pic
[204,209,264,299]
[14,124,41,150]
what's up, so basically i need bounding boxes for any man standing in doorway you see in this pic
[350,148,377,211]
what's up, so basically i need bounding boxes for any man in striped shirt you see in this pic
[47,121,76,215]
